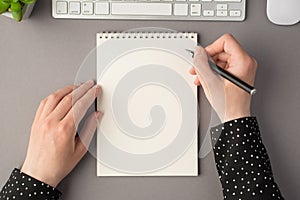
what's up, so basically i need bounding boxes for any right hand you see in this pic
[189,34,258,122]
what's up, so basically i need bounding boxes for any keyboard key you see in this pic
[111,3,172,15]
[203,10,214,16]
[82,2,93,15]
[188,0,199,1]
[190,4,201,16]
[215,0,241,2]
[174,4,188,16]
[56,1,68,14]
[95,2,109,15]
[230,10,241,17]
[69,2,80,14]
[217,4,227,10]
[217,10,227,16]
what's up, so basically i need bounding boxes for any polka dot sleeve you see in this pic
[211,117,284,199]
[0,168,62,200]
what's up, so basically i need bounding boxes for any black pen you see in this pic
[186,49,257,95]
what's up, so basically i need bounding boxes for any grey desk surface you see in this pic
[0,0,299,199]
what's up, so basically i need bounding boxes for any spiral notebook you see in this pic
[96,32,198,176]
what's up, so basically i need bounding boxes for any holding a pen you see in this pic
[188,34,258,123]
[186,49,257,95]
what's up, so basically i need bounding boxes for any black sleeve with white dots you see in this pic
[0,117,285,200]
[211,117,284,199]
[0,168,61,200]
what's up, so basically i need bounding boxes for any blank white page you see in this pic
[96,32,198,176]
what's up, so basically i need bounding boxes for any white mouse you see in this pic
[267,0,300,25]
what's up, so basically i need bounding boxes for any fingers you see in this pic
[74,112,102,159]
[193,46,226,121]
[216,61,228,69]
[52,80,95,119]
[33,98,48,123]
[72,80,95,103]
[63,85,101,132]
[194,77,201,86]
[205,34,245,57]
[189,68,201,86]
[213,52,230,63]
[190,49,228,86]
[193,45,224,95]
[191,46,229,87]
[189,67,196,75]
[212,52,230,69]
[193,45,219,94]
[193,45,211,83]
[40,85,74,118]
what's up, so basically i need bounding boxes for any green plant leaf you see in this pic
[10,1,23,21]
[12,10,22,21]
[0,0,10,14]
[10,1,21,11]
[20,0,36,4]
[2,0,12,4]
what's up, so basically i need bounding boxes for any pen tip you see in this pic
[185,49,193,53]
[185,49,194,58]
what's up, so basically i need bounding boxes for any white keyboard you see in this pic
[52,0,246,21]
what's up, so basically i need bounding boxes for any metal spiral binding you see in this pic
[97,32,197,40]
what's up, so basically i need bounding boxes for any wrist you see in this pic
[21,163,60,188]
[224,109,251,123]
[223,89,252,122]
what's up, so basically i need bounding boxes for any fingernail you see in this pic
[87,80,94,85]
[96,111,103,119]
[94,85,101,95]
[194,46,201,55]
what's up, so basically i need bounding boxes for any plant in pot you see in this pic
[0,0,36,22]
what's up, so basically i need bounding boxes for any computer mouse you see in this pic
[267,0,300,25]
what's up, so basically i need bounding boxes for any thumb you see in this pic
[193,46,226,121]
[193,46,218,85]
[193,46,220,95]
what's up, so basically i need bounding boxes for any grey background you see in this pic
[0,0,299,199]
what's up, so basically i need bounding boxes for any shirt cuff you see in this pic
[210,116,258,148]
[1,168,62,200]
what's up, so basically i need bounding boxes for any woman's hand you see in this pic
[190,34,258,122]
[21,80,102,188]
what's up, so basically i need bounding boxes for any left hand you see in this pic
[21,80,102,187]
